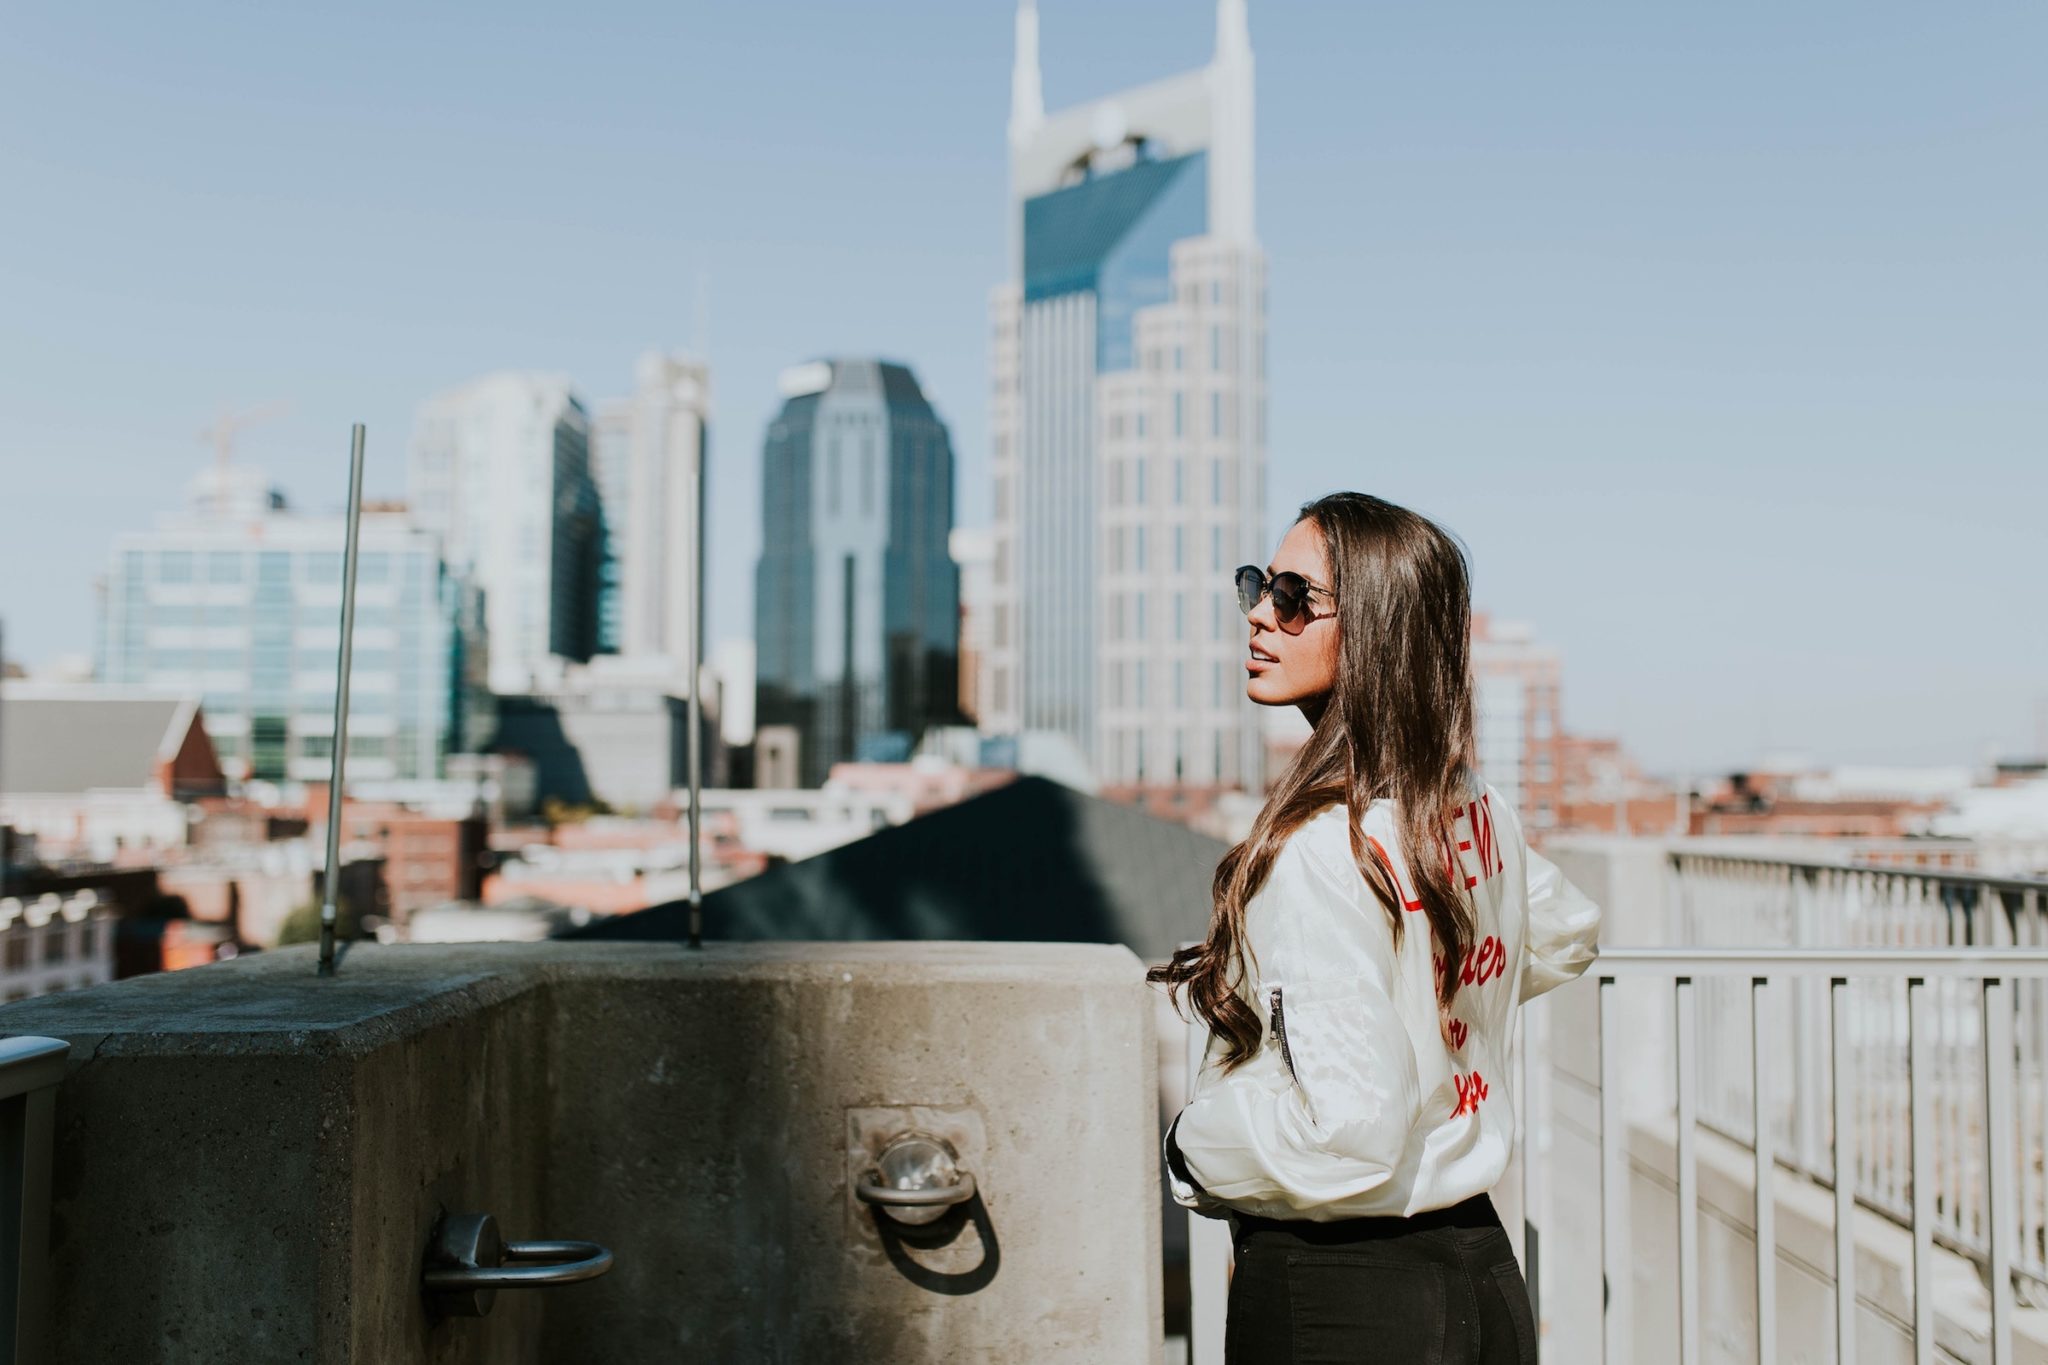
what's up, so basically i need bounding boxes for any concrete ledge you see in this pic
[0,941,1162,1364]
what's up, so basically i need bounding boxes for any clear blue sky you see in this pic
[3,1,2043,773]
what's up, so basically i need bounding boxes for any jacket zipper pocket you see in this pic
[1267,987,1297,1078]
[1269,986,1315,1123]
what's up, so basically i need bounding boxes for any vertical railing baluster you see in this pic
[1832,977,1857,1364]
[1184,1010,1227,1365]
[1984,975,2016,1365]
[1795,872,1825,1175]
[1600,975,1626,1365]
[1751,976,1777,1365]
[2023,891,2046,1290]
[1908,976,1934,1365]
[1676,977,1699,1365]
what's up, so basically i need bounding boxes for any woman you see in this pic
[1153,492,1602,1365]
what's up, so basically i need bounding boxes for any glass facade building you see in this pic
[755,360,961,788]
[98,466,485,784]
[407,373,604,693]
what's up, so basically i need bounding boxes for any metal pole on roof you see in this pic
[0,618,9,901]
[317,424,366,977]
[685,415,705,950]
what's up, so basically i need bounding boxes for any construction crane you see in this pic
[198,400,290,474]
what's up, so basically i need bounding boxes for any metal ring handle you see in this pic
[422,1240,613,1291]
[854,1172,977,1208]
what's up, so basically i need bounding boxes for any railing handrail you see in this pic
[0,1035,68,1102]
[1666,848,2048,897]
[1593,945,2048,976]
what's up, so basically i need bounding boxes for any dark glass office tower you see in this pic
[754,359,960,787]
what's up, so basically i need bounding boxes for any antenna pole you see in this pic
[318,424,366,977]
[686,415,706,950]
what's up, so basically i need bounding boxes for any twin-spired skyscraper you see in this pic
[981,0,1267,792]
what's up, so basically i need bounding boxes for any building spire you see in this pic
[1215,0,1251,64]
[1208,0,1255,243]
[1010,0,1044,144]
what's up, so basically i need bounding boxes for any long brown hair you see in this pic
[1148,492,1478,1070]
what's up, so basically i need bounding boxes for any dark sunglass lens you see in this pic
[1270,572,1307,623]
[1234,566,1263,616]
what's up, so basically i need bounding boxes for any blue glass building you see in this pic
[98,465,485,783]
[754,360,961,787]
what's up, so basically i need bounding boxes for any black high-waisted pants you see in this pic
[1223,1194,1537,1365]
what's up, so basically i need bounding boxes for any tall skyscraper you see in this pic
[983,0,1267,793]
[97,464,485,783]
[592,353,712,676]
[754,359,960,787]
[408,372,605,693]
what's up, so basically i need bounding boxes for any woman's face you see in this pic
[1245,518,1340,710]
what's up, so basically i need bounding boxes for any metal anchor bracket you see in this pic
[421,1211,614,1318]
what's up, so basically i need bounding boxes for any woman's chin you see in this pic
[1245,674,1298,707]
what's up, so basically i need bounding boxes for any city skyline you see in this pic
[3,2,2044,773]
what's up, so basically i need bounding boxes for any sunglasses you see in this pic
[1235,565,1336,631]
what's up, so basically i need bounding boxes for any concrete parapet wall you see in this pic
[0,940,1161,1364]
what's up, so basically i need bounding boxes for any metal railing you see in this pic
[0,1035,67,1365]
[1183,945,2048,1365]
[1593,947,2048,1365]
[1673,854,2048,1300]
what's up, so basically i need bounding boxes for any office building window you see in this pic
[1174,661,1185,708]
[1173,592,1184,642]
[1173,459,1184,506]
[1174,345,1184,371]
[1172,525,1183,573]
[1173,394,1184,439]
[1210,392,1223,438]
[1136,459,1147,505]
[1135,526,1147,572]
[1211,458,1223,504]
[1211,525,1223,572]
[1209,325,1221,370]
[1135,594,1147,641]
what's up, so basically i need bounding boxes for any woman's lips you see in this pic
[1247,643,1278,673]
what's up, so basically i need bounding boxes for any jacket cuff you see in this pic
[1165,1111,1223,1215]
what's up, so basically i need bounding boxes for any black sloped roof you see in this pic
[563,776,1227,963]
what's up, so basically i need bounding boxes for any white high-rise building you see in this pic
[408,373,604,694]
[983,0,1267,791]
[592,353,712,676]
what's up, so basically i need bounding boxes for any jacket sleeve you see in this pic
[1166,843,1424,1215]
[1520,844,1602,1000]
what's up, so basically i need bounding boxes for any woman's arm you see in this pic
[1166,838,1425,1215]
[1519,844,1602,1000]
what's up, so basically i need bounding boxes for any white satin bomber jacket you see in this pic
[1165,778,1602,1221]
